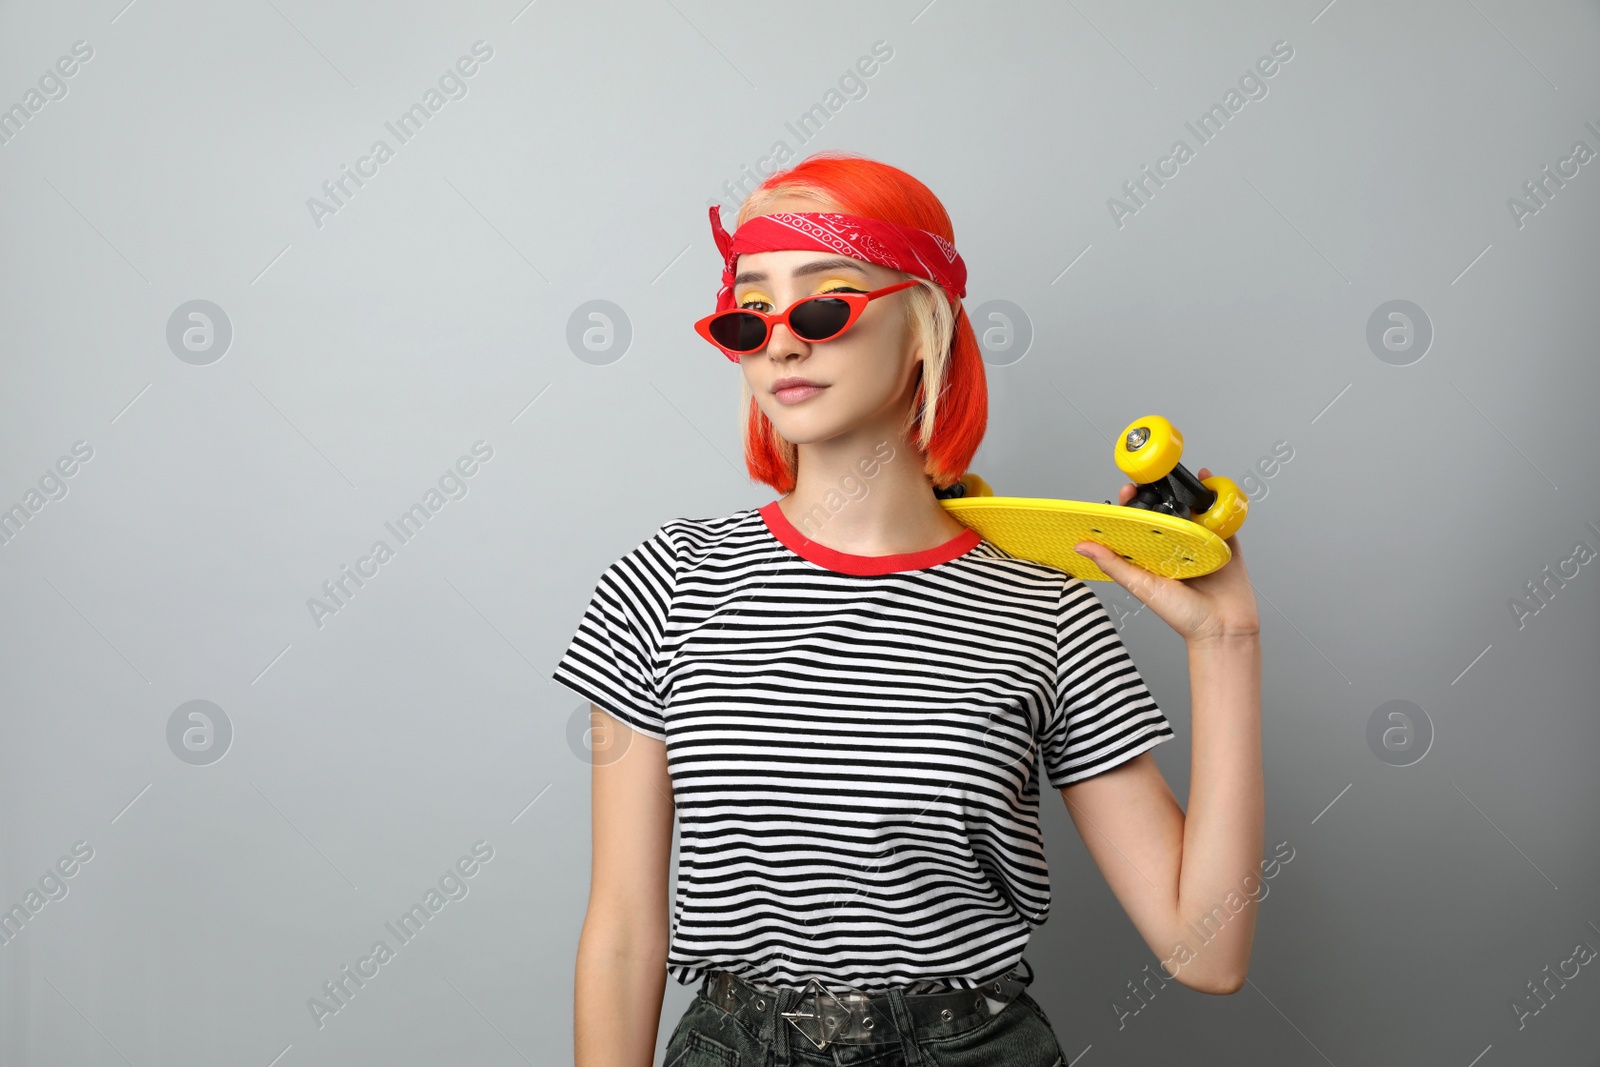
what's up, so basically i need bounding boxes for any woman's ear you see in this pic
[906,330,927,368]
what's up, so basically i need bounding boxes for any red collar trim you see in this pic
[758,500,981,576]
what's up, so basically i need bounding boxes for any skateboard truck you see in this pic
[1113,416,1246,540]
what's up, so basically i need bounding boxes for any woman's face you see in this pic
[732,235,923,450]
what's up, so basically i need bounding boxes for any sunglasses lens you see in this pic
[709,311,769,352]
[790,297,852,342]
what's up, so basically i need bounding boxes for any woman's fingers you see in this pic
[1076,540,1160,604]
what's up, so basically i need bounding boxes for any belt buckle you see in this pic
[779,977,851,1050]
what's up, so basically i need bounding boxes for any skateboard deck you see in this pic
[939,495,1232,582]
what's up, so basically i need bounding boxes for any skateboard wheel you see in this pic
[959,472,994,497]
[1195,475,1247,539]
[1114,415,1183,484]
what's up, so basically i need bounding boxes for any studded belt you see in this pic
[702,966,1031,1051]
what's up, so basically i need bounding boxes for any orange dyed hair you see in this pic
[730,151,988,496]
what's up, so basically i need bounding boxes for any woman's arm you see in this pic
[575,706,675,1066]
[1058,633,1263,994]
[1066,470,1264,994]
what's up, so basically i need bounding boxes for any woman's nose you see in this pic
[766,318,807,357]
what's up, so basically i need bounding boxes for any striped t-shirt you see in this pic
[551,500,1175,993]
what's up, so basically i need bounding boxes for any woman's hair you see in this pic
[731,151,988,496]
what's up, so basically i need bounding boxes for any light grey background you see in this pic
[2,0,1598,1064]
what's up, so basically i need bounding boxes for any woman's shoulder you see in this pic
[965,537,1086,589]
[616,506,766,575]
[656,505,763,541]
[650,505,762,551]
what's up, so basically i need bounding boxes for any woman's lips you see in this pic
[774,384,827,405]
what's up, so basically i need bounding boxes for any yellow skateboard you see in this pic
[938,415,1247,582]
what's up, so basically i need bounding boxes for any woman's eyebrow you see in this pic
[734,257,869,286]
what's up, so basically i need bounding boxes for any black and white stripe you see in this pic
[553,504,1174,993]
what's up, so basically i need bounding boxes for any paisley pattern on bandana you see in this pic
[709,206,967,316]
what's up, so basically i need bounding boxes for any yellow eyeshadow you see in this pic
[736,278,864,307]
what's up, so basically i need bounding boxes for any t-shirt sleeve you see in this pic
[550,527,679,742]
[1040,577,1176,788]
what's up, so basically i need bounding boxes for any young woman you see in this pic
[558,152,1263,1066]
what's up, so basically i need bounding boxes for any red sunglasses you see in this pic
[694,279,921,362]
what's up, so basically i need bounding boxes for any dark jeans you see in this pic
[662,979,1068,1067]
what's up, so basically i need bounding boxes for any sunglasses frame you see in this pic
[695,278,922,363]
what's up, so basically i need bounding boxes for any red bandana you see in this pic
[709,206,967,315]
